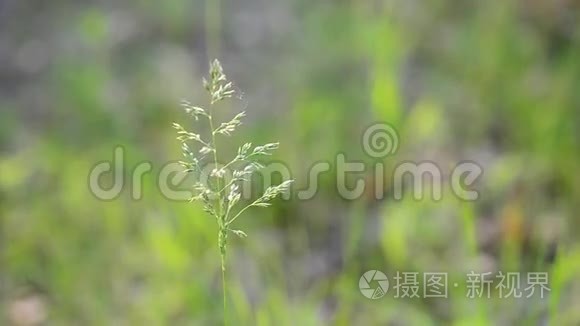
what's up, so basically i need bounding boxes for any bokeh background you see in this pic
[1,1,580,324]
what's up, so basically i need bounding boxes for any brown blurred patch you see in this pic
[7,294,47,326]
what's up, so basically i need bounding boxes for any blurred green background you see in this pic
[1,0,580,324]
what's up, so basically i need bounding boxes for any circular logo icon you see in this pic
[359,270,389,299]
[362,123,399,158]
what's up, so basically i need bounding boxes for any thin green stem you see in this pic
[220,248,227,323]
[226,199,258,226]
[216,179,238,195]
[208,100,227,323]
[220,152,261,172]
[208,116,222,212]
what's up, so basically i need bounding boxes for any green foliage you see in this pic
[2,1,580,324]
